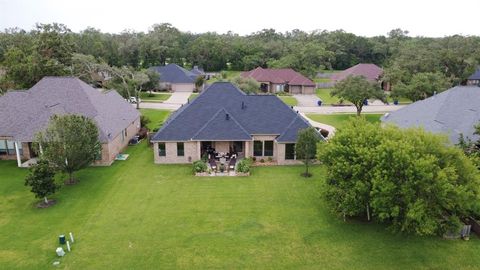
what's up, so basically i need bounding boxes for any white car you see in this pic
[128,97,141,104]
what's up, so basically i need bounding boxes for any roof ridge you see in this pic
[191,108,226,140]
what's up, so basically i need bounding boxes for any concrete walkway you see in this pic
[164,91,192,105]
[300,113,336,138]
[293,94,320,107]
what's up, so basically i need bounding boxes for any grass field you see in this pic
[315,88,343,105]
[139,92,171,103]
[138,109,171,130]
[306,113,383,129]
[1,142,480,269]
[189,93,199,101]
[205,71,241,83]
[278,96,298,106]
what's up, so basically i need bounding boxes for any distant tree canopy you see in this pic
[2,24,480,92]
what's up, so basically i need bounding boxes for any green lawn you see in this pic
[138,109,171,131]
[1,143,480,269]
[316,88,343,105]
[313,77,332,83]
[278,96,298,106]
[306,113,383,129]
[206,71,241,83]
[189,93,199,101]
[139,92,171,103]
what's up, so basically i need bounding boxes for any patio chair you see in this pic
[229,158,236,170]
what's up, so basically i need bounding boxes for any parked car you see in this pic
[128,97,141,104]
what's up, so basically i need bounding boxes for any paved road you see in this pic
[293,94,320,107]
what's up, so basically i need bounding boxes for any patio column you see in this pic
[14,141,21,167]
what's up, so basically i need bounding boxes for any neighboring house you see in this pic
[331,63,389,90]
[466,67,480,86]
[241,67,316,94]
[151,82,322,165]
[381,85,480,143]
[151,63,197,92]
[190,66,205,77]
[0,77,140,167]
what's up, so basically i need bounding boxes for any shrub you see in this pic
[193,160,207,173]
[260,158,265,163]
[236,159,251,173]
[267,157,273,162]
[147,93,155,97]
[276,91,291,96]
[252,156,256,162]
[137,127,148,139]
[140,115,151,129]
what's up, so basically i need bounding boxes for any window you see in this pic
[233,141,243,153]
[177,142,184,156]
[253,141,263,156]
[0,140,6,155]
[264,141,273,156]
[285,144,295,160]
[159,143,166,157]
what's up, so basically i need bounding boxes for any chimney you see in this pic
[226,113,230,120]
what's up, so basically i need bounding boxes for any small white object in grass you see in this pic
[55,247,65,257]
[66,240,71,252]
[69,232,74,243]
[52,261,60,266]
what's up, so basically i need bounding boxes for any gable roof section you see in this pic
[151,63,196,84]
[276,115,312,143]
[331,63,383,82]
[152,82,314,142]
[0,77,139,143]
[192,108,252,141]
[381,86,480,143]
[468,68,480,80]
[241,67,315,86]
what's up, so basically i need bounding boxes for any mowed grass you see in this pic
[307,113,383,129]
[138,109,171,130]
[189,93,199,101]
[278,96,298,106]
[139,92,171,103]
[316,88,344,105]
[1,143,480,269]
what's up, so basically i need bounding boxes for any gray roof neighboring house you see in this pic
[152,82,318,142]
[381,86,480,143]
[468,68,480,80]
[151,63,197,84]
[190,66,205,76]
[0,77,140,143]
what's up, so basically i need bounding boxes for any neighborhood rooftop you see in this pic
[151,82,313,142]
[151,63,197,84]
[331,63,383,82]
[0,77,139,143]
[381,85,480,143]
[241,67,315,86]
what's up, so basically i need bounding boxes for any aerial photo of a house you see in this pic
[151,82,321,165]
[151,63,199,92]
[0,77,140,167]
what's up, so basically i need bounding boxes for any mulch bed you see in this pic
[36,199,57,208]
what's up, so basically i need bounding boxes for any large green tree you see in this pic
[295,127,321,177]
[391,72,450,101]
[35,115,101,184]
[319,118,480,235]
[331,75,385,115]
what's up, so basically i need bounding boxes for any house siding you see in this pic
[153,141,200,164]
[276,143,302,165]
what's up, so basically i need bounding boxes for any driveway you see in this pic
[164,91,192,105]
[293,94,320,107]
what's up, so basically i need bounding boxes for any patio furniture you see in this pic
[209,159,217,171]
[229,158,236,170]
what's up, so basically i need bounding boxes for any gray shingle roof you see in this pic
[0,77,140,143]
[151,63,197,84]
[468,68,480,80]
[151,82,315,142]
[381,86,480,143]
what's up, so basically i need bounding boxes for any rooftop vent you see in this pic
[226,113,230,120]
[241,101,246,109]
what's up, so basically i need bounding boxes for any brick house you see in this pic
[0,77,140,167]
[331,63,389,90]
[241,67,316,94]
[151,63,198,92]
[150,82,322,165]
[466,68,480,86]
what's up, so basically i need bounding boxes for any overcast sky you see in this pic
[0,0,477,37]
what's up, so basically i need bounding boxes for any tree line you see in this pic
[1,23,480,93]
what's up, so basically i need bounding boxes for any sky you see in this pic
[0,0,478,37]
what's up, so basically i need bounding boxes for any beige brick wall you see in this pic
[153,141,200,164]
[94,117,140,166]
[248,135,278,161]
[276,143,302,165]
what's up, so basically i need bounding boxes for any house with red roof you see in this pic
[331,63,389,90]
[241,67,316,94]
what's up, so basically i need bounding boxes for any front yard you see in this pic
[139,92,171,103]
[307,113,383,129]
[1,140,480,269]
[278,96,298,106]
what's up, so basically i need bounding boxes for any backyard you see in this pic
[138,109,171,130]
[1,138,480,269]
[307,113,383,129]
